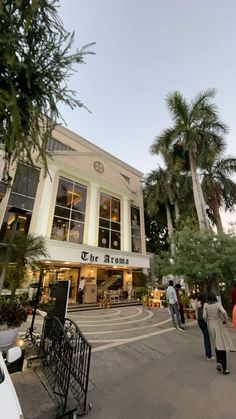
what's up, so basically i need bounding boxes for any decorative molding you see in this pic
[93,161,104,174]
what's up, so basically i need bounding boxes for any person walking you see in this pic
[166,280,185,331]
[203,292,235,375]
[195,294,214,360]
[175,283,185,326]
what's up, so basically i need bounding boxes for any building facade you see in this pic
[0,125,151,303]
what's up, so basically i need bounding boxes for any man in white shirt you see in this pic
[166,280,185,330]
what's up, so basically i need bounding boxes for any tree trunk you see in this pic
[189,151,210,231]
[207,277,221,300]
[165,203,176,256]
[210,181,223,233]
[212,204,223,234]
[174,201,180,226]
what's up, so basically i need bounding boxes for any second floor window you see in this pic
[0,163,40,240]
[131,206,141,253]
[51,176,87,244]
[98,193,120,250]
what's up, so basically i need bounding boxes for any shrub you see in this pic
[0,303,27,329]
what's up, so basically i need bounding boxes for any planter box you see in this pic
[0,327,19,349]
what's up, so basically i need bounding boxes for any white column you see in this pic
[33,165,58,237]
[87,182,100,246]
[121,196,130,251]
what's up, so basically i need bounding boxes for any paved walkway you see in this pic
[19,307,236,419]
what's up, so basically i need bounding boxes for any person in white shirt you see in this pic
[166,280,185,330]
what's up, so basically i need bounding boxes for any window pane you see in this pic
[0,209,31,240]
[54,205,70,219]
[56,178,73,207]
[16,214,31,235]
[98,228,109,248]
[11,163,40,197]
[132,227,141,237]
[0,163,39,241]
[72,184,87,212]
[111,230,120,250]
[69,221,84,244]
[52,177,87,245]
[100,194,110,219]
[98,193,121,249]
[111,198,120,222]
[71,210,85,222]
[99,218,110,228]
[8,193,34,211]
[131,236,142,253]
[51,217,69,241]
[131,206,140,227]
[111,222,120,231]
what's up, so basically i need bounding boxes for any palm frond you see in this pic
[190,88,217,118]
[151,127,181,155]
[165,91,190,125]
[215,157,236,175]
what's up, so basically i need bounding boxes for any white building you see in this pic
[0,125,151,303]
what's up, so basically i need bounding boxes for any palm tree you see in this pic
[151,89,228,231]
[1,233,48,302]
[202,156,236,233]
[145,168,176,255]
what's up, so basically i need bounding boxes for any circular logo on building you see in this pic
[93,161,104,174]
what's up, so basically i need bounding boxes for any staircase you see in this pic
[67,299,142,313]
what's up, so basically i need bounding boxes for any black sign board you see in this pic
[50,280,69,323]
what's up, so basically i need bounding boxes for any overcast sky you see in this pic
[58,0,236,180]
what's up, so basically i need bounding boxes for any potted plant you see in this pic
[39,296,56,315]
[0,298,27,347]
[0,233,48,347]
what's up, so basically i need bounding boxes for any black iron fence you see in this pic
[39,315,91,417]
[39,316,74,417]
[64,318,92,416]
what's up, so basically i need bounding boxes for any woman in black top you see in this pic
[196,294,214,360]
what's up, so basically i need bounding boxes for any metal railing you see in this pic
[39,315,91,417]
[39,316,74,417]
[64,318,92,416]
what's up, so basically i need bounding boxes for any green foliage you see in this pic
[179,292,189,306]
[174,229,236,286]
[202,155,236,232]
[144,190,169,254]
[39,297,56,315]
[0,0,95,181]
[132,271,148,288]
[150,89,228,231]
[0,233,48,299]
[154,229,236,292]
[0,301,27,328]
[154,251,173,279]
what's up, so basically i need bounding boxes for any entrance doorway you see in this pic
[44,267,80,303]
[97,269,124,302]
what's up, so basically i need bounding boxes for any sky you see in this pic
[58,0,236,180]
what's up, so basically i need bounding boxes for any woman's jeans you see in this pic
[198,319,212,358]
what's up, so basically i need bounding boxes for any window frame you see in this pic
[130,205,142,253]
[98,193,121,250]
[51,176,87,245]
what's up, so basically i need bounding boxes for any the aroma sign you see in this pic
[81,251,129,265]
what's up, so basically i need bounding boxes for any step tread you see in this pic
[67,300,142,312]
